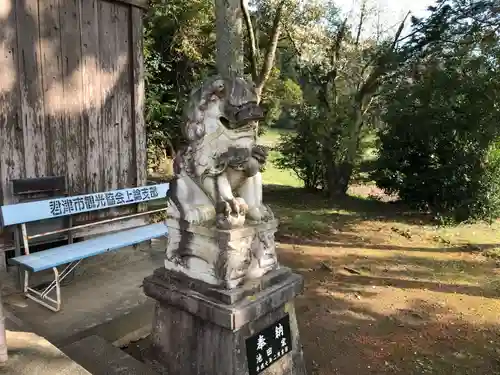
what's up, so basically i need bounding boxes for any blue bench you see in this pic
[0,183,169,312]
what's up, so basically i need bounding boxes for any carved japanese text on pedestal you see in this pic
[246,314,292,375]
[165,75,280,289]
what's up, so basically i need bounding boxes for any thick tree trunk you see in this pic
[323,105,364,197]
[215,0,244,78]
[326,161,353,197]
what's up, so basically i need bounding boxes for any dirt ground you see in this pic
[266,185,500,375]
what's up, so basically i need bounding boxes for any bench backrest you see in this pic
[0,183,169,227]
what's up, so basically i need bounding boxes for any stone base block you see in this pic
[164,219,279,289]
[143,267,307,375]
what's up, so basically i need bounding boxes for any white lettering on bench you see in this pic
[48,186,160,216]
[0,183,169,226]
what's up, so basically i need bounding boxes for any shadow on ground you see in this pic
[264,185,430,234]
[264,185,500,252]
[263,185,500,374]
[278,246,500,375]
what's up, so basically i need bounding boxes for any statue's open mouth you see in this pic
[222,102,265,129]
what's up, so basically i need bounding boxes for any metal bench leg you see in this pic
[23,269,29,294]
[25,268,61,312]
[24,260,81,312]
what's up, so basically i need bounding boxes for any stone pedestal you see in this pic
[164,219,279,289]
[143,267,307,375]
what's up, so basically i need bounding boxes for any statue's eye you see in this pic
[213,83,225,97]
[214,81,224,92]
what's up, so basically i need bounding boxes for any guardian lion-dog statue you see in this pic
[164,76,279,288]
[168,75,274,229]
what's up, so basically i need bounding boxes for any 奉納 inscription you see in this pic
[246,314,292,375]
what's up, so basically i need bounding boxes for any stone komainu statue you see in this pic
[164,76,279,289]
[168,75,273,229]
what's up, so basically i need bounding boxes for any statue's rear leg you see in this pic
[170,177,215,223]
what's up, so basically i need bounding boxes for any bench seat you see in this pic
[9,222,168,272]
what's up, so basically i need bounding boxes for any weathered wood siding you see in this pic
[0,0,146,208]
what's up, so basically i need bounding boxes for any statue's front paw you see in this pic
[215,198,248,229]
[229,197,248,217]
[217,198,248,217]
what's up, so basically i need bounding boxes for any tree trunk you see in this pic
[323,105,364,197]
[325,161,353,197]
[215,0,244,78]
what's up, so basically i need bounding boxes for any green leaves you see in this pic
[144,0,216,154]
[374,0,500,222]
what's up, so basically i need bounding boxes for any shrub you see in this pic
[373,59,500,223]
[274,106,326,190]
[474,141,500,221]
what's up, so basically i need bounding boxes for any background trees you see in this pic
[144,0,215,165]
[144,0,500,223]
[374,0,500,222]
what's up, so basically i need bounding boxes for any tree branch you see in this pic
[284,26,301,56]
[255,0,286,95]
[355,0,367,48]
[322,18,347,109]
[391,11,411,49]
[331,18,348,68]
[284,26,325,89]
[241,0,259,82]
[357,11,410,102]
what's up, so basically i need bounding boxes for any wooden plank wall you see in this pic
[0,0,147,209]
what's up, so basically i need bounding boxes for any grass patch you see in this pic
[258,127,293,147]
[262,150,303,188]
[264,186,394,238]
[483,247,500,259]
[265,187,341,237]
[426,222,500,250]
[275,208,355,237]
[398,256,486,285]
[485,278,500,294]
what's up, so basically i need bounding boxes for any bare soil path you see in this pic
[266,185,500,375]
